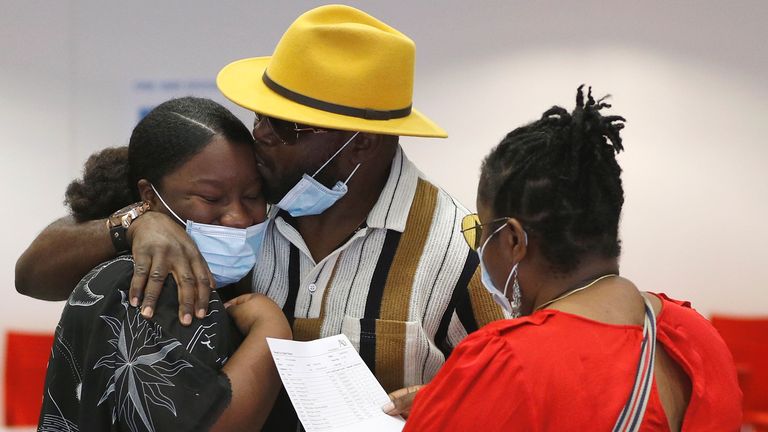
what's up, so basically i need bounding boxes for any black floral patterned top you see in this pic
[38,256,241,432]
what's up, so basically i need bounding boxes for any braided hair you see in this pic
[65,97,253,221]
[478,85,626,274]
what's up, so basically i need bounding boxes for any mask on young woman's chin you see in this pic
[276,132,361,217]
[151,184,267,287]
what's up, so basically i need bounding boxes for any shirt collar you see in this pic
[365,145,420,233]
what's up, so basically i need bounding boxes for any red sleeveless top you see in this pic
[405,293,742,431]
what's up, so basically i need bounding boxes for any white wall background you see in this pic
[1,0,766,423]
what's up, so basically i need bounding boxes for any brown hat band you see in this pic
[262,72,412,121]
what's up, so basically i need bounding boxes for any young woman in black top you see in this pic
[38,97,291,431]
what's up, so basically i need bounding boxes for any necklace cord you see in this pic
[535,273,618,311]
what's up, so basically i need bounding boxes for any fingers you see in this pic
[170,244,212,324]
[168,228,214,323]
[223,293,259,334]
[224,293,256,309]
[127,212,212,326]
[130,248,168,320]
[189,252,214,319]
[140,257,168,320]
[129,255,151,307]
[173,268,196,326]
[382,385,423,418]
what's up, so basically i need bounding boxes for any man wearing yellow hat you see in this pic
[15,4,503,429]
[218,5,503,427]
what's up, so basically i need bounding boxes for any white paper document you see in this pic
[267,334,405,432]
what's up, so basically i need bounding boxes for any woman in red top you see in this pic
[404,87,742,431]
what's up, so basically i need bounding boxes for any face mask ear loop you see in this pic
[343,163,362,185]
[479,222,507,254]
[150,184,185,225]
[312,132,360,177]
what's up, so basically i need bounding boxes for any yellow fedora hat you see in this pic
[217,4,447,138]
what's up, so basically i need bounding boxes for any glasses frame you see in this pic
[254,114,330,145]
[460,214,511,251]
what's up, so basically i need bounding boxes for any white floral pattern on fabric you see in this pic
[40,257,235,431]
[94,292,192,432]
[38,388,81,432]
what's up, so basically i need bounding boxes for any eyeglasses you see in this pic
[460,214,510,251]
[253,113,330,145]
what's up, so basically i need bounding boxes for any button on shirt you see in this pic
[252,147,504,392]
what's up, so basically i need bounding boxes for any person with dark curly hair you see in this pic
[38,97,291,431]
[403,87,742,431]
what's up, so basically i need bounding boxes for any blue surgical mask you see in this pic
[151,184,267,287]
[276,132,361,217]
[477,224,527,318]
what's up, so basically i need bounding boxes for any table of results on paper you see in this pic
[267,335,405,432]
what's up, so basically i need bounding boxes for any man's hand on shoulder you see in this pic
[127,211,214,326]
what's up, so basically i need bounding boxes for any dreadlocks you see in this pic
[478,85,627,274]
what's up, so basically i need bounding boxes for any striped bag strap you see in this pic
[612,296,658,432]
